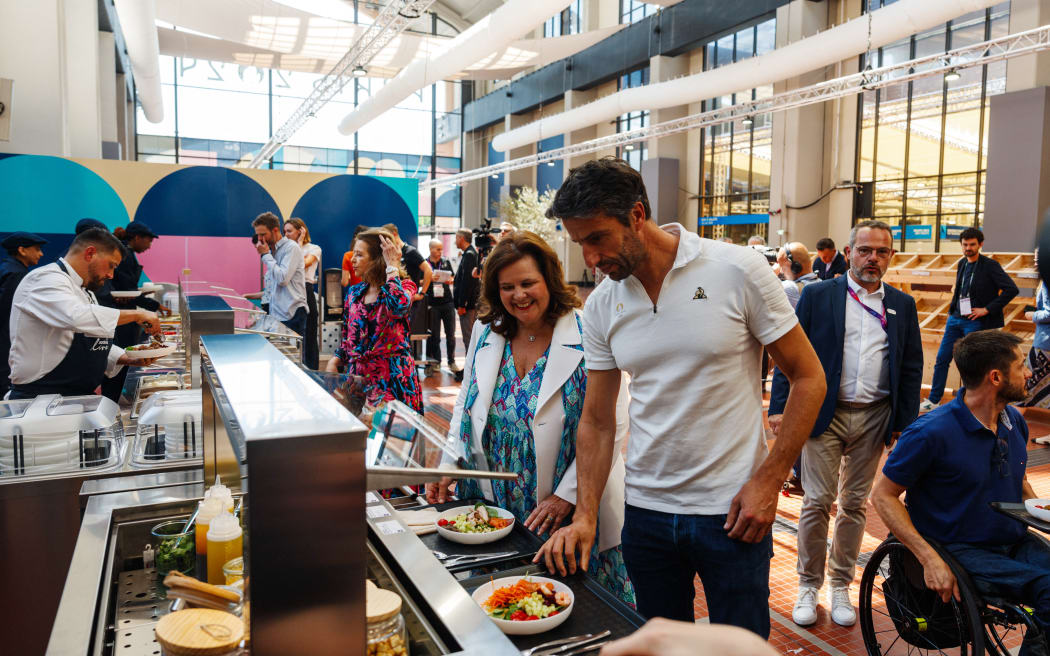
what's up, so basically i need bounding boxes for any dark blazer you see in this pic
[813,252,848,280]
[948,254,1019,329]
[453,245,480,310]
[769,276,924,444]
[0,257,29,393]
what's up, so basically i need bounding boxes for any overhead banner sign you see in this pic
[698,213,769,226]
[889,224,971,241]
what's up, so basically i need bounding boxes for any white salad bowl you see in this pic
[1025,498,1050,522]
[434,504,515,545]
[471,575,574,635]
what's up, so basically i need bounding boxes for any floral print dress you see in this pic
[335,279,422,413]
[459,332,635,606]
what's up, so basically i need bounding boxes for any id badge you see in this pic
[433,284,444,298]
[959,296,972,315]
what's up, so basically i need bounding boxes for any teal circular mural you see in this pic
[0,155,128,232]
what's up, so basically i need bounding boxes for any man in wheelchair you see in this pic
[872,330,1050,656]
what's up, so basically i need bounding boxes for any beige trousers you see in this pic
[797,400,892,589]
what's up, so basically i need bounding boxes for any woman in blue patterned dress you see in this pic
[425,231,634,606]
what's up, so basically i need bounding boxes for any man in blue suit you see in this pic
[768,220,923,629]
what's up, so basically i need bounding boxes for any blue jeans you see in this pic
[945,534,1050,654]
[620,504,773,638]
[280,306,308,340]
[928,314,983,403]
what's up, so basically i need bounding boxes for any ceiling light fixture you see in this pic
[352,65,367,77]
[491,174,499,179]
[944,68,961,81]
[742,116,753,126]
[546,161,555,167]
[623,144,635,151]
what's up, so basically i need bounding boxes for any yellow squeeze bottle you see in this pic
[206,511,243,585]
[195,497,224,559]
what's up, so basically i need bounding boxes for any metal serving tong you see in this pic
[431,550,519,567]
[521,630,612,656]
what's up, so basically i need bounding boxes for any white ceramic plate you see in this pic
[139,283,163,294]
[110,290,142,299]
[123,344,177,360]
[434,504,514,545]
[471,576,573,635]
[1025,498,1050,522]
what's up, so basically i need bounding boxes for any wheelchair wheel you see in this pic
[859,540,985,655]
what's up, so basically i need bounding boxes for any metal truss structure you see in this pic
[247,0,436,168]
[423,23,1050,191]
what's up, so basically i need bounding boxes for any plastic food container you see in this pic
[0,394,124,477]
[151,520,196,576]
[222,557,244,586]
[367,587,408,656]
[131,390,202,466]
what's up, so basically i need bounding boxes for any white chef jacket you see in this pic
[839,272,890,403]
[8,258,125,385]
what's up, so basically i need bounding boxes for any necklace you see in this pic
[528,335,536,342]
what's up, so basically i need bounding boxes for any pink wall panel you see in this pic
[138,235,262,296]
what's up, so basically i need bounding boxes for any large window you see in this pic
[136,52,464,229]
[616,67,649,171]
[619,0,656,25]
[544,0,582,38]
[698,17,775,243]
[856,2,1008,253]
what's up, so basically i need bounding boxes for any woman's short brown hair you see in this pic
[353,228,399,287]
[477,231,581,339]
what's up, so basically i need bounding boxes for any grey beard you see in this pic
[853,267,882,284]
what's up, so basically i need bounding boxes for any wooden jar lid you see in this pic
[155,609,244,656]
[366,587,403,624]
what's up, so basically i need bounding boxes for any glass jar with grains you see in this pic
[367,587,408,656]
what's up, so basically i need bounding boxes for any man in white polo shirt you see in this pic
[535,158,826,637]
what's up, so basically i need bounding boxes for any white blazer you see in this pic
[447,309,628,552]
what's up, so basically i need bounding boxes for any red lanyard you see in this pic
[847,286,888,332]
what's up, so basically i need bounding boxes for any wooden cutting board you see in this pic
[155,608,244,656]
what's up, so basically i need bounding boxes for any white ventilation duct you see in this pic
[337,0,573,135]
[114,0,164,123]
[492,0,1001,152]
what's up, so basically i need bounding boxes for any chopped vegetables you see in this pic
[440,502,513,534]
[482,578,570,621]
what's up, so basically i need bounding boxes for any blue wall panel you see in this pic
[537,135,565,195]
[0,155,128,234]
[487,143,505,219]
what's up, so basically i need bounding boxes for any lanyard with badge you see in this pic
[959,262,977,315]
[847,287,888,332]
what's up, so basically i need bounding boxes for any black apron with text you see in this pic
[9,260,112,399]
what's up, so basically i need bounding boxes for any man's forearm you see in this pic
[574,417,615,521]
[756,372,823,483]
[116,309,144,326]
[1023,477,1036,501]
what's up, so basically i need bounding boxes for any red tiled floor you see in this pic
[414,329,1050,655]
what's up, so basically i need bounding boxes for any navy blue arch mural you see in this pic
[290,175,416,273]
[134,166,282,236]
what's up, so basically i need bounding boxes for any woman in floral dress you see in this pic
[425,231,634,606]
[326,228,422,414]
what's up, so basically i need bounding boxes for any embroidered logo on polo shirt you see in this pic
[615,302,624,314]
[692,286,707,300]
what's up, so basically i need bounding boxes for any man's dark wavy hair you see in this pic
[546,156,651,226]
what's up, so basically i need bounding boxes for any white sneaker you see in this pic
[829,586,856,627]
[792,586,819,626]
[919,399,939,413]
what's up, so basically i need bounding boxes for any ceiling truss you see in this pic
[423,23,1050,190]
[248,0,437,168]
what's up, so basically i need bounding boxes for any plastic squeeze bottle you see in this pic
[206,511,243,585]
[195,497,224,563]
[204,476,235,513]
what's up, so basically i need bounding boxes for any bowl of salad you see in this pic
[434,502,515,545]
[471,575,573,635]
[1025,498,1050,522]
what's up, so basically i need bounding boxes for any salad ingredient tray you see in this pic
[990,501,1050,533]
[459,564,645,649]
[412,498,544,572]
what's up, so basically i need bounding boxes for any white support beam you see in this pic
[247,0,436,168]
[425,24,1050,191]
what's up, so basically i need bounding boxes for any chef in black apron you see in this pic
[7,228,161,399]
[0,232,48,397]
[99,222,166,402]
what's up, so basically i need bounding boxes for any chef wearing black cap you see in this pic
[99,222,167,401]
[0,232,48,396]
[7,228,161,399]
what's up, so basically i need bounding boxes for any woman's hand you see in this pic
[524,494,574,536]
[379,235,401,268]
[425,477,455,504]
[325,356,342,373]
